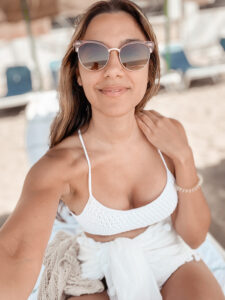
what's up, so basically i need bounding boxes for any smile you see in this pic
[99,87,129,97]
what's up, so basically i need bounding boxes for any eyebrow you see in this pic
[120,38,142,46]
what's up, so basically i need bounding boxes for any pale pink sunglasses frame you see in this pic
[73,40,154,71]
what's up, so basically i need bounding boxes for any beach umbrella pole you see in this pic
[20,0,43,90]
[164,0,171,71]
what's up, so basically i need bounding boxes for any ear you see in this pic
[76,68,82,86]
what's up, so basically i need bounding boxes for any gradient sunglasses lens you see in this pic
[78,42,108,70]
[76,41,153,71]
[120,43,150,70]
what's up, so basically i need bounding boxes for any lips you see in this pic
[100,86,128,92]
[99,86,129,97]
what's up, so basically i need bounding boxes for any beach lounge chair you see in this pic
[160,44,225,88]
[25,96,225,298]
[220,37,225,51]
[0,66,33,110]
[159,56,184,91]
[5,66,32,97]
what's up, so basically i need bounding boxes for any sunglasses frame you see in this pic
[73,40,154,71]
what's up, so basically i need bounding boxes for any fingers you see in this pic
[137,112,155,130]
[138,110,163,118]
[136,116,153,137]
[137,110,163,126]
[150,110,163,117]
[145,110,164,121]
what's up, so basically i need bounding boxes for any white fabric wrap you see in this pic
[76,219,201,300]
[77,235,162,300]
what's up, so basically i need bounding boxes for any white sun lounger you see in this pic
[160,43,225,88]
[0,92,34,110]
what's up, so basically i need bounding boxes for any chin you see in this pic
[100,106,137,118]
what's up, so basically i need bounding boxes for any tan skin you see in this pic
[0,11,224,300]
[59,122,176,242]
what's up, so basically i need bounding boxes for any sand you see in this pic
[0,80,225,246]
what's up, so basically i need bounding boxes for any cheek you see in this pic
[133,71,148,98]
[82,84,96,103]
[79,71,97,98]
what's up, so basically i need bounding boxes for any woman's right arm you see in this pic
[0,150,70,300]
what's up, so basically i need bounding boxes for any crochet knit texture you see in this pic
[37,231,105,300]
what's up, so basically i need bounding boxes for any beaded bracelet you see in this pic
[175,173,203,193]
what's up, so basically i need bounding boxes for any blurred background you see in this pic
[0,0,225,248]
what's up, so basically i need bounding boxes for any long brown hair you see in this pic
[49,0,160,149]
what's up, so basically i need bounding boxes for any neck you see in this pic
[85,109,142,148]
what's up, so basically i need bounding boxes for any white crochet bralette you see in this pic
[67,129,178,235]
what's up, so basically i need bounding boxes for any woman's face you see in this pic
[76,11,149,117]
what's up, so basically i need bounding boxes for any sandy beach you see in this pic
[0,80,225,247]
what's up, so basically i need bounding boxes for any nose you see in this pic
[103,50,124,78]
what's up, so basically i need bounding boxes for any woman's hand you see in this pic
[135,110,191,162]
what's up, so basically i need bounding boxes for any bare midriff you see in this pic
[83,225,150,243]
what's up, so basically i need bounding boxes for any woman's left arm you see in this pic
[171,148,211,249]
[136,110,211,249]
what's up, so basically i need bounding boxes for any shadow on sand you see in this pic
[200,159,225,248]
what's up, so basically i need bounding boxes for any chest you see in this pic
[65,146,170,215]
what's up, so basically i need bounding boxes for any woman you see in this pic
[0,0,224,299]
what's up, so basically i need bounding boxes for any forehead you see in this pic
[83,11,147,46]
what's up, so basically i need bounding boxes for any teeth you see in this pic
[103,89,122,92]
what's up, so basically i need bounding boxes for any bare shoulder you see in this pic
[28,133,82,196]
[27,149,70,192]
[29,132,81,187]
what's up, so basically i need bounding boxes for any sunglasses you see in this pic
[73,40,154,71]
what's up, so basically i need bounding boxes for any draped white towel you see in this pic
[76,216,201,300]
